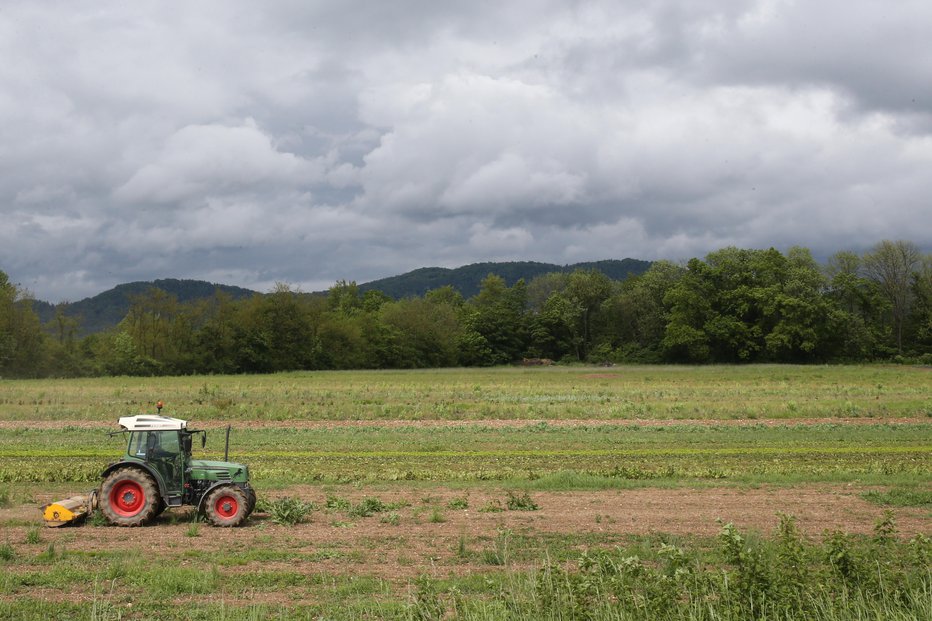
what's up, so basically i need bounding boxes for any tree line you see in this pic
[1,240,929,378]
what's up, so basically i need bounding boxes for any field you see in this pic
[0,365,930,619]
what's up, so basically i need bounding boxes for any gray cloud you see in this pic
[1,1,930,302]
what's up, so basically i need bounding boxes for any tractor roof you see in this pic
[118,415,187,431]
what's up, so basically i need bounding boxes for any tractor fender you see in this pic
[195,481,242,515]
[100,462,168,501]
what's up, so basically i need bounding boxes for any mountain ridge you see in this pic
[31,259,652,334]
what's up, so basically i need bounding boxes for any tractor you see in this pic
[44,404,256,527]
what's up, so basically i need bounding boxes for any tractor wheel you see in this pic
[153,497,167,518]
[244,487,257,516]
[204,486,249,527]
[100,468,160,527]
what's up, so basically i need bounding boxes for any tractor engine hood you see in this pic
[188,459,250,483]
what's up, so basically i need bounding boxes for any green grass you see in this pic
[862,486,932,508]
[0,366,929,619]
[1,521,927,620]
[0,365,929,422]
[1,421,929,485]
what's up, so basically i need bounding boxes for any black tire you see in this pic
[245,487,257,516]
[153,497,167,518]
[100,468,160,527]
[204,486,249,527]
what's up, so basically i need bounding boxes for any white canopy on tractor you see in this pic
[118,415,187,431]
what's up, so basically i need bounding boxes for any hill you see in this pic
[358,259,651,299]
[33,279,258,335]
[31,259,651,334]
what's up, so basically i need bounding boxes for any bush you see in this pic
[506,491,539,511]
[259,496,315,526]
[348,496,388,518]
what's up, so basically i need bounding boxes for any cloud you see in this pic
[114,119,322,204]
[0,1,930,302]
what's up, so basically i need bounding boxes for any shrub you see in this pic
[446,495,469,510]
[324,494,350,511]
[259,496,315,526]
[506,491,539,511]
[348,496,387,518]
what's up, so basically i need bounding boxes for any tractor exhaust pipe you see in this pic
[224,425,231,461]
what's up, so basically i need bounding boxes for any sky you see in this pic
[1,0,930,303]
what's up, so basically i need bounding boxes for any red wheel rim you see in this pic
[109,480,145,517]
[215,495,239,519]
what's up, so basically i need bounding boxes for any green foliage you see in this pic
[862,487,932,508]
[505,491,540,511]
[7,241,932,377]
[259,496,316,526]
[347,496,388,518]
[447,495,469,510]
[25,526,41,545]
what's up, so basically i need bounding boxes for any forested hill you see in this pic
[358,259,652,299]
[32,260,651,334]
[33,279,258,335]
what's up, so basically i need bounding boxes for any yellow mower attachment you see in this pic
[42,490,98,527]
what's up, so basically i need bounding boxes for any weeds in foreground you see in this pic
[505,491,539,511]
[446,495,469,510]
[259,496,316,526]
[25,526,41,544]
[862,486,932,508]
[348,497,388,518]
[88,509,109,527]
[408,515,931,621]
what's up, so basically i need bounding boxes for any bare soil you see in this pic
[2,483,928,609]
[5,485,929,577]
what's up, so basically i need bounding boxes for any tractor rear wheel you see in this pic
[245,487,257,516]
[100,468,160,527]
[204,486,249,527]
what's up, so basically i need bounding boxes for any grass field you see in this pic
[0,365,930,619]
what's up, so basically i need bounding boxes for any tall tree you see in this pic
[0,270,45,377]
[467,275,530,364]
[863,240,921,353]
[598,260,684,362]
[823,251,888,359]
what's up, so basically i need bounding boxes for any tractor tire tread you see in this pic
[204,485,249,527]
[100,467,160,527]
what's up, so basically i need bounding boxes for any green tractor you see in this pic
[95,405,256,527]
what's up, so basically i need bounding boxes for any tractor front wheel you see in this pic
[204,486,249,527]
[100,468,160,527]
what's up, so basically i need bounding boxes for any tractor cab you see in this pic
[117,414,204,501]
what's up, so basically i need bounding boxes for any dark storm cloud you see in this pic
[0,1,929,302]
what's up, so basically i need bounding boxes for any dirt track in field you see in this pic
[2,484,928,609]
[6,484,929,582]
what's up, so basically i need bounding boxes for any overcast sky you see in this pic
[2,1,930,302]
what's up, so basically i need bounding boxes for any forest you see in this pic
[1,240,929,377]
